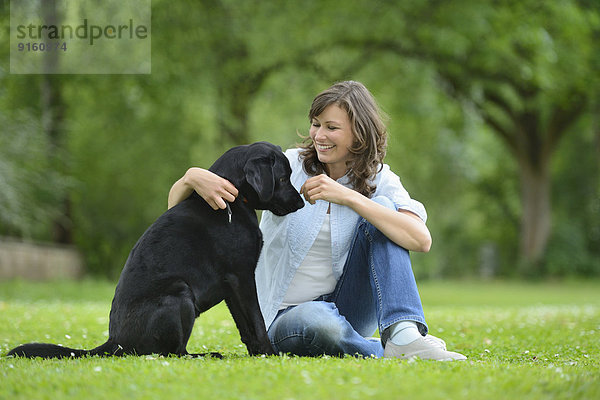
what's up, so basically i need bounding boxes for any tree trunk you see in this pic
[41,0,71,244]
[518,155,551,274]
[41,77,72,244]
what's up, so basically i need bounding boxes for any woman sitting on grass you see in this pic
[168,80,466,361]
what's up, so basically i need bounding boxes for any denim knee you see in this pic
[357,196,395,237]
[302,303,346,346]
[269,302,350,356]
[355,199,410,256]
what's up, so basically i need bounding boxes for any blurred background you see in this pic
[0,0,598,280]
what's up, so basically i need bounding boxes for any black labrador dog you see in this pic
[8,141,304,358]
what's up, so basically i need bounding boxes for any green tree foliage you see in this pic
[0,108,70,238]
[331,0,600,274]
[0,0,598,278]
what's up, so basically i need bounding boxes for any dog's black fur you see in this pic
[7,142,304,359]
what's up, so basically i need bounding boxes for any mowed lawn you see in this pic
[1,279,598,400]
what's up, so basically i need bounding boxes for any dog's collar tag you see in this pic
[226,202,232,224]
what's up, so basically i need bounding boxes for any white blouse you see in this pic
[279,214,336,309]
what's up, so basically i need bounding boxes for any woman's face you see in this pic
[309,104,355,180]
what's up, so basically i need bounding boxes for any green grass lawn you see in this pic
[1,279,598,400]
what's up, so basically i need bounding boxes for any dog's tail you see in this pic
[6,340,123,359]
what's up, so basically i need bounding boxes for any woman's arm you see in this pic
[167,167,238,210]
[345,195,432,252]
[300,174,432,252]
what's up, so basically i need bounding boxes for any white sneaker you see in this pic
[366,334,445,349]
[383,337,466,361]
[423,334,446,350]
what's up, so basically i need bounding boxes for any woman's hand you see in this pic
[300,173,431,252]
[300,174,358,206]
[185,168,238,210]
[168,168,238,210]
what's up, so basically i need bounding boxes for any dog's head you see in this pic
[241,142,304,216]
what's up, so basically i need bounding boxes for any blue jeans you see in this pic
[267,217,428,357]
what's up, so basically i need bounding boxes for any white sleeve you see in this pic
[373,164,428,223]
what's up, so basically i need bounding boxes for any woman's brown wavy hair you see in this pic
[299,81,388,198]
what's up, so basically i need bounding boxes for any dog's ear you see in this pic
[243,156,275,202]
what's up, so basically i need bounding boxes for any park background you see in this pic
[1,1,599,399]
[1,0,598,280]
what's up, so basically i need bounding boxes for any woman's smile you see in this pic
[315,143,336,151]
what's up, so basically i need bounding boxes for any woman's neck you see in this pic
[324,165,347,181]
